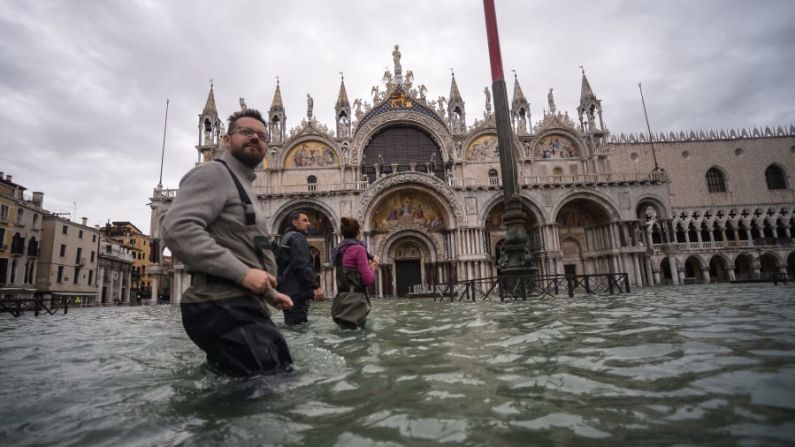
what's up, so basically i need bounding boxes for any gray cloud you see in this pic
[1,0,792,234]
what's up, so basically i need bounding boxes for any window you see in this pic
[706,168,726,193]
[73,266,79,284]
[60,244,66,257]
[57,266,64,282]
[307,175,317,192]
[92,234,97,242]
[16,208,23,225]
[129,238,135,245]
[88,270,94,286]
[76,247,82,264]
[62,225,68,235]
[0,205,8,222]
[765,165,787,190]
[78,230,83,239]
[0,228,5,248]
[90,251,95,263]
[488,169,499,185]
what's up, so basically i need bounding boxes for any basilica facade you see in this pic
[149,48,795,302]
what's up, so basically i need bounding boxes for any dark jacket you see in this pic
[276,229,318,300]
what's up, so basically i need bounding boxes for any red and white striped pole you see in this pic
[483,0,536,281]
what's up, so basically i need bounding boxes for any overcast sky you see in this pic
[1,0,793,234]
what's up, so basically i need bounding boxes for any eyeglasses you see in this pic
[232,126,269,142]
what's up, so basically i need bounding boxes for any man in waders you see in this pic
[163,109,294,376]
[277,211,324,325]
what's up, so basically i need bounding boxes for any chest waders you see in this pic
[179,159,293,376]
[331,247,372,329]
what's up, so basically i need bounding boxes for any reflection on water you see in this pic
[1,283,795,446]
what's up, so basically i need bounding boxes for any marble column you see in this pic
[668,257,679,285]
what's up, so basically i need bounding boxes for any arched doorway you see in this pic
[759,253,780,280]
[734,253,754,281]
[555,198,613,275]
[361,125,445,182]
[560,238,583,277]
[660,257,673,283]
[369,189,449,297]
[684,256,703,283]
[709,255,730,282]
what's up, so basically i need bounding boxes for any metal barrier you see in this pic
[429,272,631,301]
[0,293,69,318]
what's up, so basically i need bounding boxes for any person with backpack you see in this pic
[330,217,378,329]
[277,211,324,325]
[162,109,294,376]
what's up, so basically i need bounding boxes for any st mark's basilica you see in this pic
[149,46,795,302]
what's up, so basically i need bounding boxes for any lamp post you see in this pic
[483,0,537,296]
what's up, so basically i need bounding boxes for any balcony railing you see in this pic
[650,238,795,252]
[253,181,369,196]
[447,172,669,189]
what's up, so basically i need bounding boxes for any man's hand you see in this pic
[268,292,294,310]
[313,288,324,301]
[240,268,277,294]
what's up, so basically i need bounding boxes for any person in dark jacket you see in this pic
[277,211,324,325]
[162,109,294,376]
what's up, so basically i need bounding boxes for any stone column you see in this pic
[727,267,736,282]
[125,269,132,303]
[668,257,679,285]
[97,264,105,303]
[633,254,643,287]
[701,267,711,283]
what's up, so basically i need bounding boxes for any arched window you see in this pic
[765,165,787,190]
[488,169,499,185]
[307,175,317,192]
[705,168,726,193]
[553,167,564,176]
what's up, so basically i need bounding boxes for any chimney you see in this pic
[32,191,44,208]
[5,175,11,182]
[81,217,88,226]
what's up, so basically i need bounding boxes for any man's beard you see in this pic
[231,143,265,167]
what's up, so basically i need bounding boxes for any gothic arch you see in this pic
[635,196,669,220]
[481,193,545,228]
[279,134,340,169]
[377,229,441,265]
[352,111,455,164]
[271,199,339,235]
[357,172,464,229]
[531,128,587,159]
[551,190,621,223]
[460,128,522,162]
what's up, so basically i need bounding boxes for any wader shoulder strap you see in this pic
[215,159,255,225]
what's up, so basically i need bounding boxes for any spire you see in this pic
[270,77,284,112]
[580,67,596,102]
[511,71,527,108]
[577,66,606,139]
[202,80,217,115]
[197,80,221,161]
[449,70,463,103]
[268,77,286,143]
[336,74,350,108]
[335,72,352,139]
[447,70,466,134]
[510,71,530,135]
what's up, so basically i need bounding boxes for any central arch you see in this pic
[378,230,440,297]
[361,125,445,182]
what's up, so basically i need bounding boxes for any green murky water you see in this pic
[2,283,794,446]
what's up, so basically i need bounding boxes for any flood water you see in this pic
[1,283,795,446]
